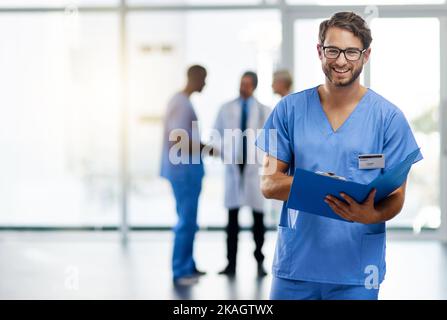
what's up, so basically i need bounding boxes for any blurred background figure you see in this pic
[269,69,294,224]
[214,71,271,278]
[160,65,208,286]
[272,69,293,98]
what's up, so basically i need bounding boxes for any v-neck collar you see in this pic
[313,85,370,135]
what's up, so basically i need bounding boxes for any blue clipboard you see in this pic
[286,148,421,222]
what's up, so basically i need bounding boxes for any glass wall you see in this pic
[370,18,440,231]
[287,0,445,4]
[128,0,266,5]
[0,0,118,6]
[0,13,120,226]
[127,10,281,227]
[0,2,444,233]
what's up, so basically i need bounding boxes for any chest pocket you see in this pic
[350,151,383,185]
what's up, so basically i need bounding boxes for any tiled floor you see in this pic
[0,231,446,300]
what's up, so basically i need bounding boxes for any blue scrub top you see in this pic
[256,86,422,285]
[160,92,204,182]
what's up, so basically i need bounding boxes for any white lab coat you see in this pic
[214,97,271,212]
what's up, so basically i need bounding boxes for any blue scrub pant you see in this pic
[170,178,202,280]
[270,276,379,300]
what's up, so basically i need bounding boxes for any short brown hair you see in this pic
[319,12,372,49]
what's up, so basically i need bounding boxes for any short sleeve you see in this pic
[255,99,293,164]
[166,100,194,137]
[383,109,423,171]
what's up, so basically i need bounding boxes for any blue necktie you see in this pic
[240,99,248,166]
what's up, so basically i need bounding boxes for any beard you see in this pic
[322,62,363,87]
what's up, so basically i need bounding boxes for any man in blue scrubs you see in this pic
[160,65,208,286]
[256,12,422,299]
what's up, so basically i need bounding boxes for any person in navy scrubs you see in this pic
[256,12,422,299]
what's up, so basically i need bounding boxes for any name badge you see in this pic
[358,154,385,169]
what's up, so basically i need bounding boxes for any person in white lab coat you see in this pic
[213,71,271,277]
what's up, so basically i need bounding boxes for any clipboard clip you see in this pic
[315,171,347,181]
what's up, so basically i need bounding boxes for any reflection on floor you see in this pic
[0,231,447,300]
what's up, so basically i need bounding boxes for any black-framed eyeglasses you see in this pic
[321,45,366,61]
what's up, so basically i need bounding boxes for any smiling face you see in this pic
[318,27,370,88]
